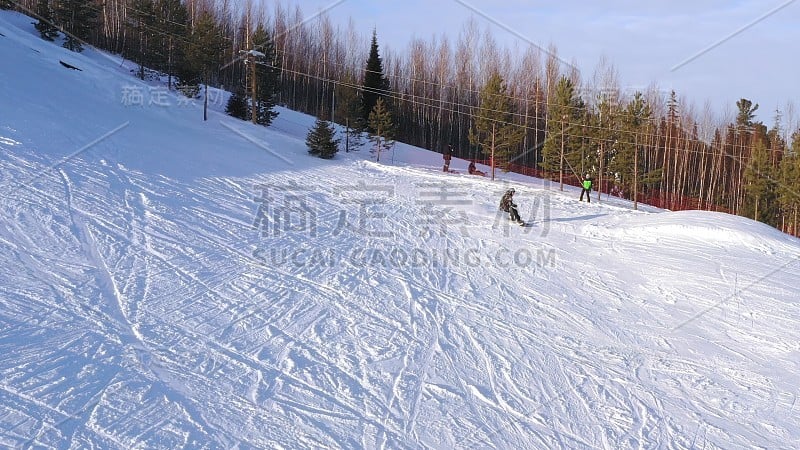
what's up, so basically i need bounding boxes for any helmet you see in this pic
[507,188,515,194]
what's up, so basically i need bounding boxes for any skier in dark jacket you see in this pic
[580,175,592,202]
[499,188,523,224]
[443,145,453,172]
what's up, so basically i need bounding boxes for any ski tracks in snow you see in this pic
[2,132,799,447]
[56,167,225,446]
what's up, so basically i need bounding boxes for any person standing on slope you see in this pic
[443,144,453,172]
[499,188,523,224]
[580,175,592,203]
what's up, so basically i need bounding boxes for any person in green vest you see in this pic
[580,174,592,203]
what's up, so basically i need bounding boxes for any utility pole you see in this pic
[633,133,639,210]
[204,83,208,121]
[331,80,336,124]
[166,36,173,89]
[581,113,586,176]
[491,123,496,181]
[598,141,604,203]
[560,114,566,191]
[597,111,603,203]
[240,48,266,125]
[245,7,257,125]
[249,50,258,124]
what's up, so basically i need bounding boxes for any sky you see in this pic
[276,0,800,126]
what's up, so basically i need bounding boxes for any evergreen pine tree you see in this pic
[540,76,586,176]
[253,23,280,126]
[777,149,799,234]
[736,98,759,128]
[468,71,524,178]
[362,30,390,127]
[609,92,654,199]
[368,98,395,162]
[54,0,97,52]
[767,108,786,161]
[591,93,620,199]
[225,89,248,120]
[0,0,13,10]
[743,139,777,224]
[127,0,156,80]
[778,130,800,233]
[734,98,759,156]
[306,118,340,159]
[184,11,224,81]
[334,73,366,152]
[155,0,189,89]
[183,11,225,120]
[34,0,59,41]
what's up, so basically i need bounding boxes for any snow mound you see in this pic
[583,210,799,254]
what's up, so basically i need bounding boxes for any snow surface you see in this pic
[2,10,800,449]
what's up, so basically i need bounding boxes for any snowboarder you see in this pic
[499,188,524,225]
[468,160,486,177]
[443,144,453,172]
[580,175,592,203]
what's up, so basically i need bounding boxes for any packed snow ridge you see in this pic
[1,10,799,449]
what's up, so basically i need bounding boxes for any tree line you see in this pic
[5,0,799,235]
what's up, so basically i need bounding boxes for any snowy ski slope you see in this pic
[1,10,799,449]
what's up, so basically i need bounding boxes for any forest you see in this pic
[5,0,800,236]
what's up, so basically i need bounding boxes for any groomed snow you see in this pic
[1,10,799,449]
